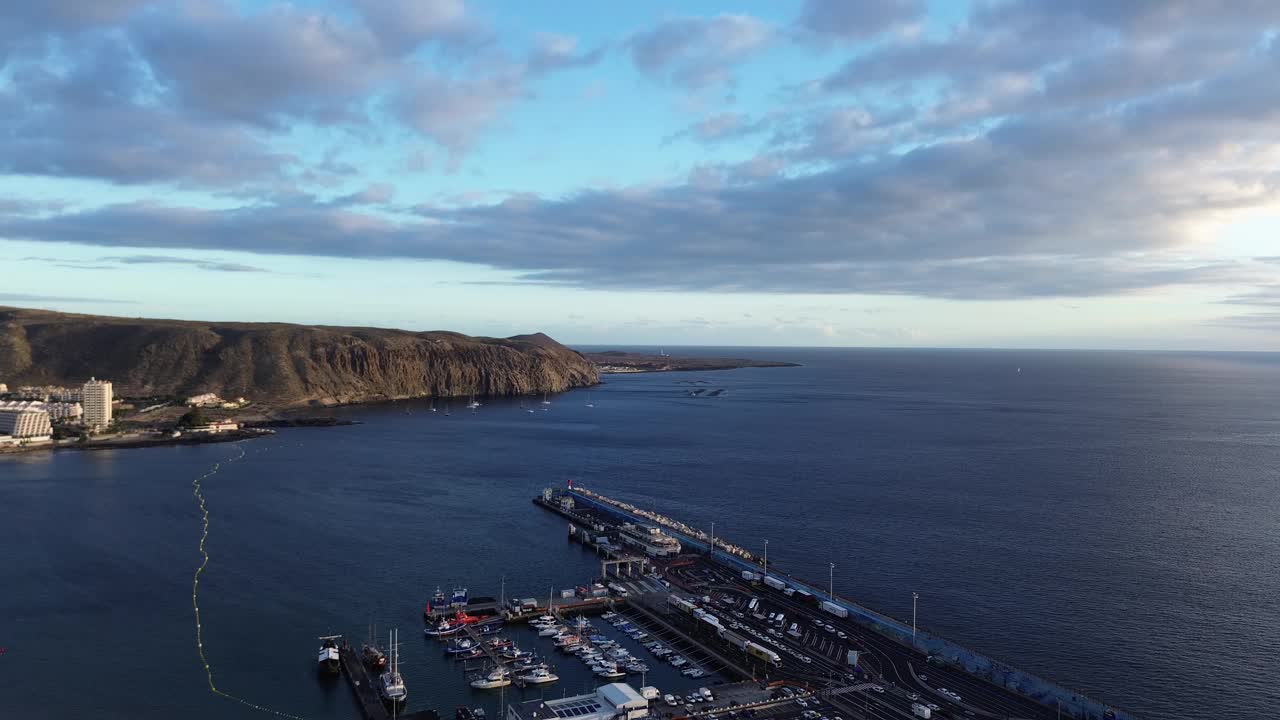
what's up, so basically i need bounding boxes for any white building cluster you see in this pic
[0,400,82,422]
[186,392,248,409]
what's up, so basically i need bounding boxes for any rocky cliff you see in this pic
[0,307,598,407]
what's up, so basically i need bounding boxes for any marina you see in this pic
[317,482,1128,720]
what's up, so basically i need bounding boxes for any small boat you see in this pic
[470,667,511,689]
[467,396,481,411]
[317,635,341,675]
[585,392,594,408]
[486,638,513,649]
[541,392,552,406]
[380,629,408,705]
[595,662,625,679]
[431,586,447,607]
[538,624,564,637]
[686,668,707,678]
[500,645,532,661]
[518,666,559,685]
[570,616,592,631]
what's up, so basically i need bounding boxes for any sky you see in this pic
[1,1,1278,349]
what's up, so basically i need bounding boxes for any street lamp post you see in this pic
[710,521,716,558]
[763,539,769,575]
[912,592,918,646]
[828,562,835,600]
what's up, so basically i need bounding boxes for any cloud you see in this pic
[528,33,606,73]
[796,0,923,41]
[100,255,270,273]
[350,0,479,54]
[628,14,773,89]
[0,293,134,304]
[0,34,294,187]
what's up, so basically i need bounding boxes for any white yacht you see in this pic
[470,667,512,689]
[518,666,559,685]
[379,629,408,705]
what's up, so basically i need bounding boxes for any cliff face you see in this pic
[0,307,598,407]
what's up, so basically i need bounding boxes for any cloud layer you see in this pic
[1,1,1278,302]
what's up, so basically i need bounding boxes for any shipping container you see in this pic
[821,601,849,618]
[911,704,931,718]
[741,571,759,582]
[763,576,786,591]
[669,596,697,614]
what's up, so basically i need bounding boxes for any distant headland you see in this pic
[582,349,800,374]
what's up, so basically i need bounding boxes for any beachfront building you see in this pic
[83,378,113,429]
[186,392,221,407]
[0,400,81,422]
[0,408,53,440]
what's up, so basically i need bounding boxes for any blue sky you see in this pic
[2,1,1278,349]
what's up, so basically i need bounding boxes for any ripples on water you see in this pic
[1,348,1277,719]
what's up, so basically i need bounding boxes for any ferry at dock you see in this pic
[617,522,682,557]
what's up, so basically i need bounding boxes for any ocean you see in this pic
[1,348,1277,719]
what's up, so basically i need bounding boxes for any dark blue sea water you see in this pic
[2,348,1278,719]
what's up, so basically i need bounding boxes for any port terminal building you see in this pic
[506,683,648,720]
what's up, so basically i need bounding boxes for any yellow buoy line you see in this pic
[191,442,308,720]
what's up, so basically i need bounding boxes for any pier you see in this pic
[338,641,439,720]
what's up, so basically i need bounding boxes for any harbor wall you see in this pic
[566,490,1134,720]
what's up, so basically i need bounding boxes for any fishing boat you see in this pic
[317,635,341,675]
[470,667,511,690]
[486,638,513,649]
[450,586,469,607]
[518,666,559,685]
[380,629,408,705]
[570,616,592,631]
[424,618,463,637]
[446,638,478,654]
[467,396,481,411]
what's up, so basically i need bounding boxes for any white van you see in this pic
[664,694,678,707]
[699,687,714,702]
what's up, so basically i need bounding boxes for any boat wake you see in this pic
[192,442,307,720]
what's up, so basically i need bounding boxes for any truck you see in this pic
[719,629,750,650]
[911,704,931,718]
[763,576,786,591]
[787,622,802,638]
[699,687,714,702]
[669,595,697,614]
[745,642,782,666]
[821,600,849,618]
[608,583,629,597]
[746,597,759,612]
[741,570,760,582]
[783,587,796,597]
[640,686,660,701]
[774,613,786,628]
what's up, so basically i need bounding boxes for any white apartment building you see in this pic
[186,393,221,407]
[83,377,113,429]
[0,400,81,421]
[0,408,53,438]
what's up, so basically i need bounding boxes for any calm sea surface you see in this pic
[2,348,1278,719]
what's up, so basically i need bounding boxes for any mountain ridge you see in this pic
[0,306,598,407]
